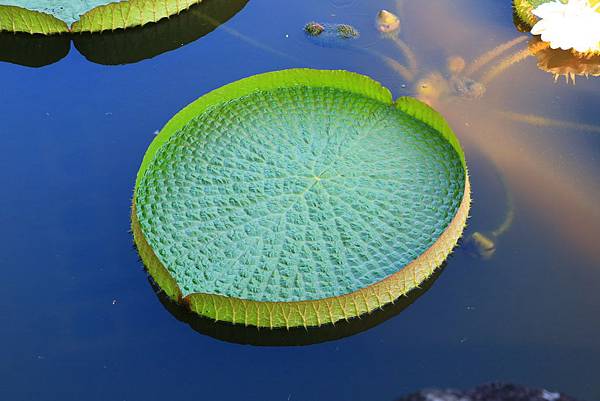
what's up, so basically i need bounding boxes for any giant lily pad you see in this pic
[132,69,471,328]
[0,0,219,34]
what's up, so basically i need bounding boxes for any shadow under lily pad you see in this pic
[0,31,70,67]
[150,264,447,346]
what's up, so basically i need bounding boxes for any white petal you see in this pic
[530,0,600,52]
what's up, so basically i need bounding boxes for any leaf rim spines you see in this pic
[132,178,471,328]
[132,69,471,328]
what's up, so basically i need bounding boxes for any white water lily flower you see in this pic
[531,0,600,53]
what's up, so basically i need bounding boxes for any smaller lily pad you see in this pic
[132,69,470,328]
[0,0,208,34]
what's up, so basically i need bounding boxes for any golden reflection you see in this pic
[464,36,528,76]
[532,38,600,83]
[374,0,600,262]
[479,40,549,85]
[364,21,535,105]
[498,111,600,134]
[445,100,600,262]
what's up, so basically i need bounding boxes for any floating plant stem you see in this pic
[465,160,514,259]
[464,35,529,76]
[388,36,418,74]
[366,48,415,81]
[480,40,549,85]
[491,179,514,239]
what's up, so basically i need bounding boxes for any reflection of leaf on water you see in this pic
[511,8,600,83]
[0,31,70,67]
[149,264,447,346]
[74,0,248,65]
[530,37,600,83]
[0,0,248,67]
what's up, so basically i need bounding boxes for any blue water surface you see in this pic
[1,0,599,400]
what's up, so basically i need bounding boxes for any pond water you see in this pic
[1,0,599,400]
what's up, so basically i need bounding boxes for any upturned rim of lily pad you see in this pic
[131,68,471,328]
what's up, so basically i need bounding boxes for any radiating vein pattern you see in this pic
[136,86,464,302]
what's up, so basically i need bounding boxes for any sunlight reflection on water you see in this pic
[381,0,600,263]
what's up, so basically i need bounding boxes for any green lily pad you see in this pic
[132,69,470,328]
[0,0,211,33]
[513,0,554,27]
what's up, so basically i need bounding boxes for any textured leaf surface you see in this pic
[0,5,68,33]
[136,69,393,189]
[72,0,202,32]
[133,69,469,327]
[136,91,464,300]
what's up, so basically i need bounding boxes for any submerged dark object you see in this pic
[397,382,581,401]
[336,23,359,39]
[304,21,325,37]
[464,231,496,259]
[303,21,359,47]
